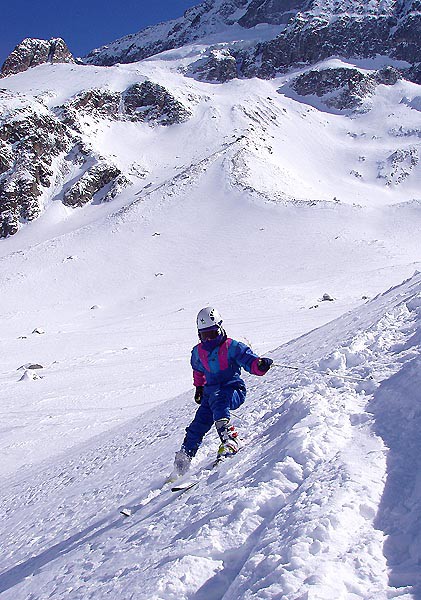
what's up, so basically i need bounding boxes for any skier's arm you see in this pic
[193,369,206,386]
[191,348,206,386]
[233,341,273,376]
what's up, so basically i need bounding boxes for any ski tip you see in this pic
[120,508,132,517]
[171,481,198,492]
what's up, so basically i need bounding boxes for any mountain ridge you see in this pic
[82,0,420,83]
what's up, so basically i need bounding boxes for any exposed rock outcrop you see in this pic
[237,1,420,80]
[1,38,75,78]
[238,0,302,27]
[240,14,398,78]
[0,103,75,237]
[63,162,128,207]
[0,76,191,237]
[57,88,121,129]
[123,81,191,125]
[0,139,13,174]
[84,0,420,85]
[291,66,401,111]
[378,147,419,185]
[189,48,238,82]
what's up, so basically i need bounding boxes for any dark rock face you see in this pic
[64,89,121,118]
[239,1,421,80]
[57,81,191,127]
[392,0,421,63]
[57,89,121,129]
[378,146,419,184]
[375,65,401,86]
[190,48,238,82]
[0,139,13,174]
[63,162,125,207]
[0,105,75,237]
[406,62,421,84]
[84,0,420,84]
[1,38,75,78]
[0,78,190,237]
[123,81,191,125]
[291,66,401,110]
[240,14,398,78]
[238,0,303,27]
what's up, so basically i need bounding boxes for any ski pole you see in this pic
[271,363,374,383]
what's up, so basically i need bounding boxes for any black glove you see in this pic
[257,358,273,373]
[194,386,204,404]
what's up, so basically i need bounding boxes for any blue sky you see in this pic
[0,0,200,66]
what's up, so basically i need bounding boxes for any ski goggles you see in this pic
[198,326,222,341]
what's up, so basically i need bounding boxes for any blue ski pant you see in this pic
[182,383,246,457]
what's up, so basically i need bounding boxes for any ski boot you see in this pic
[167,448,192,482]
[215,418,240,461]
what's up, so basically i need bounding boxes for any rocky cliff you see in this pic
[1,38,75,78]
[239,0,421,80]
[84,0,420,83]
[0,0,419,237]
[0,80,191,237]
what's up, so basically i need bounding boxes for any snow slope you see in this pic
[0,34,421,599]
[0,271,420,599]
[0,49,420,477]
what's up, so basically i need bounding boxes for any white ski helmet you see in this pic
[196,306,223,330]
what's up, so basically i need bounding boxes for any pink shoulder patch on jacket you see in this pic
[218,338,232,370]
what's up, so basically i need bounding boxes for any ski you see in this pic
[170,450,239,491]
[171,480,199,492]
[121,450,240,513]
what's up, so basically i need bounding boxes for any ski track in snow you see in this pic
[0,273,420,599]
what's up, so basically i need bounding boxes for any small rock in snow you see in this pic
[18,363,43,370]
[32,327,45,335]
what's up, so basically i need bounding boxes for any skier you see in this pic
[170,306,273,479]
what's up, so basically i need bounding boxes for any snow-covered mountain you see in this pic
[84,0,421,81]
[0,1,421,598]
[1,50,420,237]
[1,1,420,238]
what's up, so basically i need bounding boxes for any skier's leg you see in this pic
[210,385,246,456]
[209,384,246,421]
[182,400,214,457]
[170,401,213,479]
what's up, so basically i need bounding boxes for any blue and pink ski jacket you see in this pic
[191,338,266,388]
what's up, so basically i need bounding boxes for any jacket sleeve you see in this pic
[191,347,206,386]
[232,341,267,376]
